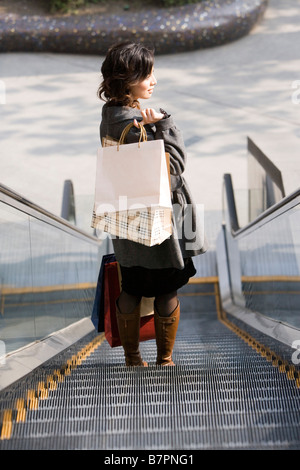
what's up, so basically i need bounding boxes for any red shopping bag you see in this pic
[104,261,155,348]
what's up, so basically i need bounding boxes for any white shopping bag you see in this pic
[91,123,172,246]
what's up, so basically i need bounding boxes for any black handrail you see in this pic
[0,182,99,244]
[223,173,240,233]
[61,179,76,224]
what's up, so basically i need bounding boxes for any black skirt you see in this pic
[120,258,196,298]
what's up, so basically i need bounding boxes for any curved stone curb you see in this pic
[0,0,268,55]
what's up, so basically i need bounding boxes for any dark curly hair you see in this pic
[97,42,154,108]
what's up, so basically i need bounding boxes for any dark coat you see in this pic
[99,103,208,269]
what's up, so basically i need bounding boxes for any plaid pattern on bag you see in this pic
[92,206,172,246]
[91,136,172,247]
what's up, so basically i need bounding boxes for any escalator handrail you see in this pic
[227,183,300,238]
[223,173,240,232]
[0,182,100,244]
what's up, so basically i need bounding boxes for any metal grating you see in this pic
[0,313,300,450]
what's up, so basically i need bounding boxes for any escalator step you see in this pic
[0,315,300,450]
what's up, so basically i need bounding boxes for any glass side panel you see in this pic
[74,194,95,234]
[0,204,34,353]
[247,151,284,222]
[231,202,300,329]
[0,201,105,354]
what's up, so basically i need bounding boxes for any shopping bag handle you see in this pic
[118,122,147,149]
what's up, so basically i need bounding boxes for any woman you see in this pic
[97,42,207,367]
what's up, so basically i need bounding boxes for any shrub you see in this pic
[48,0,202,13]
[49,0,86,13]
[159,0,201,6]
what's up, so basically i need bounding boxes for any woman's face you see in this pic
[129,69,157,101]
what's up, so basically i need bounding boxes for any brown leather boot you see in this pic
[154,301,180,366]
[116,301,148,367]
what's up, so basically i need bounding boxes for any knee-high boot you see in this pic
[154,301,180,366]
[116,301,148,367]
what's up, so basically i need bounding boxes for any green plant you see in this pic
[159,0,202,6]
[49,0,68,13]
[48,0,203,14]
[49,0,87,13]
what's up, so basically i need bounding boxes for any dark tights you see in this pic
[118,290,178,317]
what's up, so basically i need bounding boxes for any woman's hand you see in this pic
[134,108,164,127]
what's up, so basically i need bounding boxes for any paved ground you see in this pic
[0,0,299,238]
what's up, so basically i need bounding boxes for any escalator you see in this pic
[0,180,300,450]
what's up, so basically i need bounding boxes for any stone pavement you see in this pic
[0,0,299,245]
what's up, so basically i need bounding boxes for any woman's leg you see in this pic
[154,291,178,317]
[117,290,142,314]
[154,290,180,365]
[116,290,147,367]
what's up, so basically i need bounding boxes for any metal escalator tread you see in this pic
[0,313,300,450]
